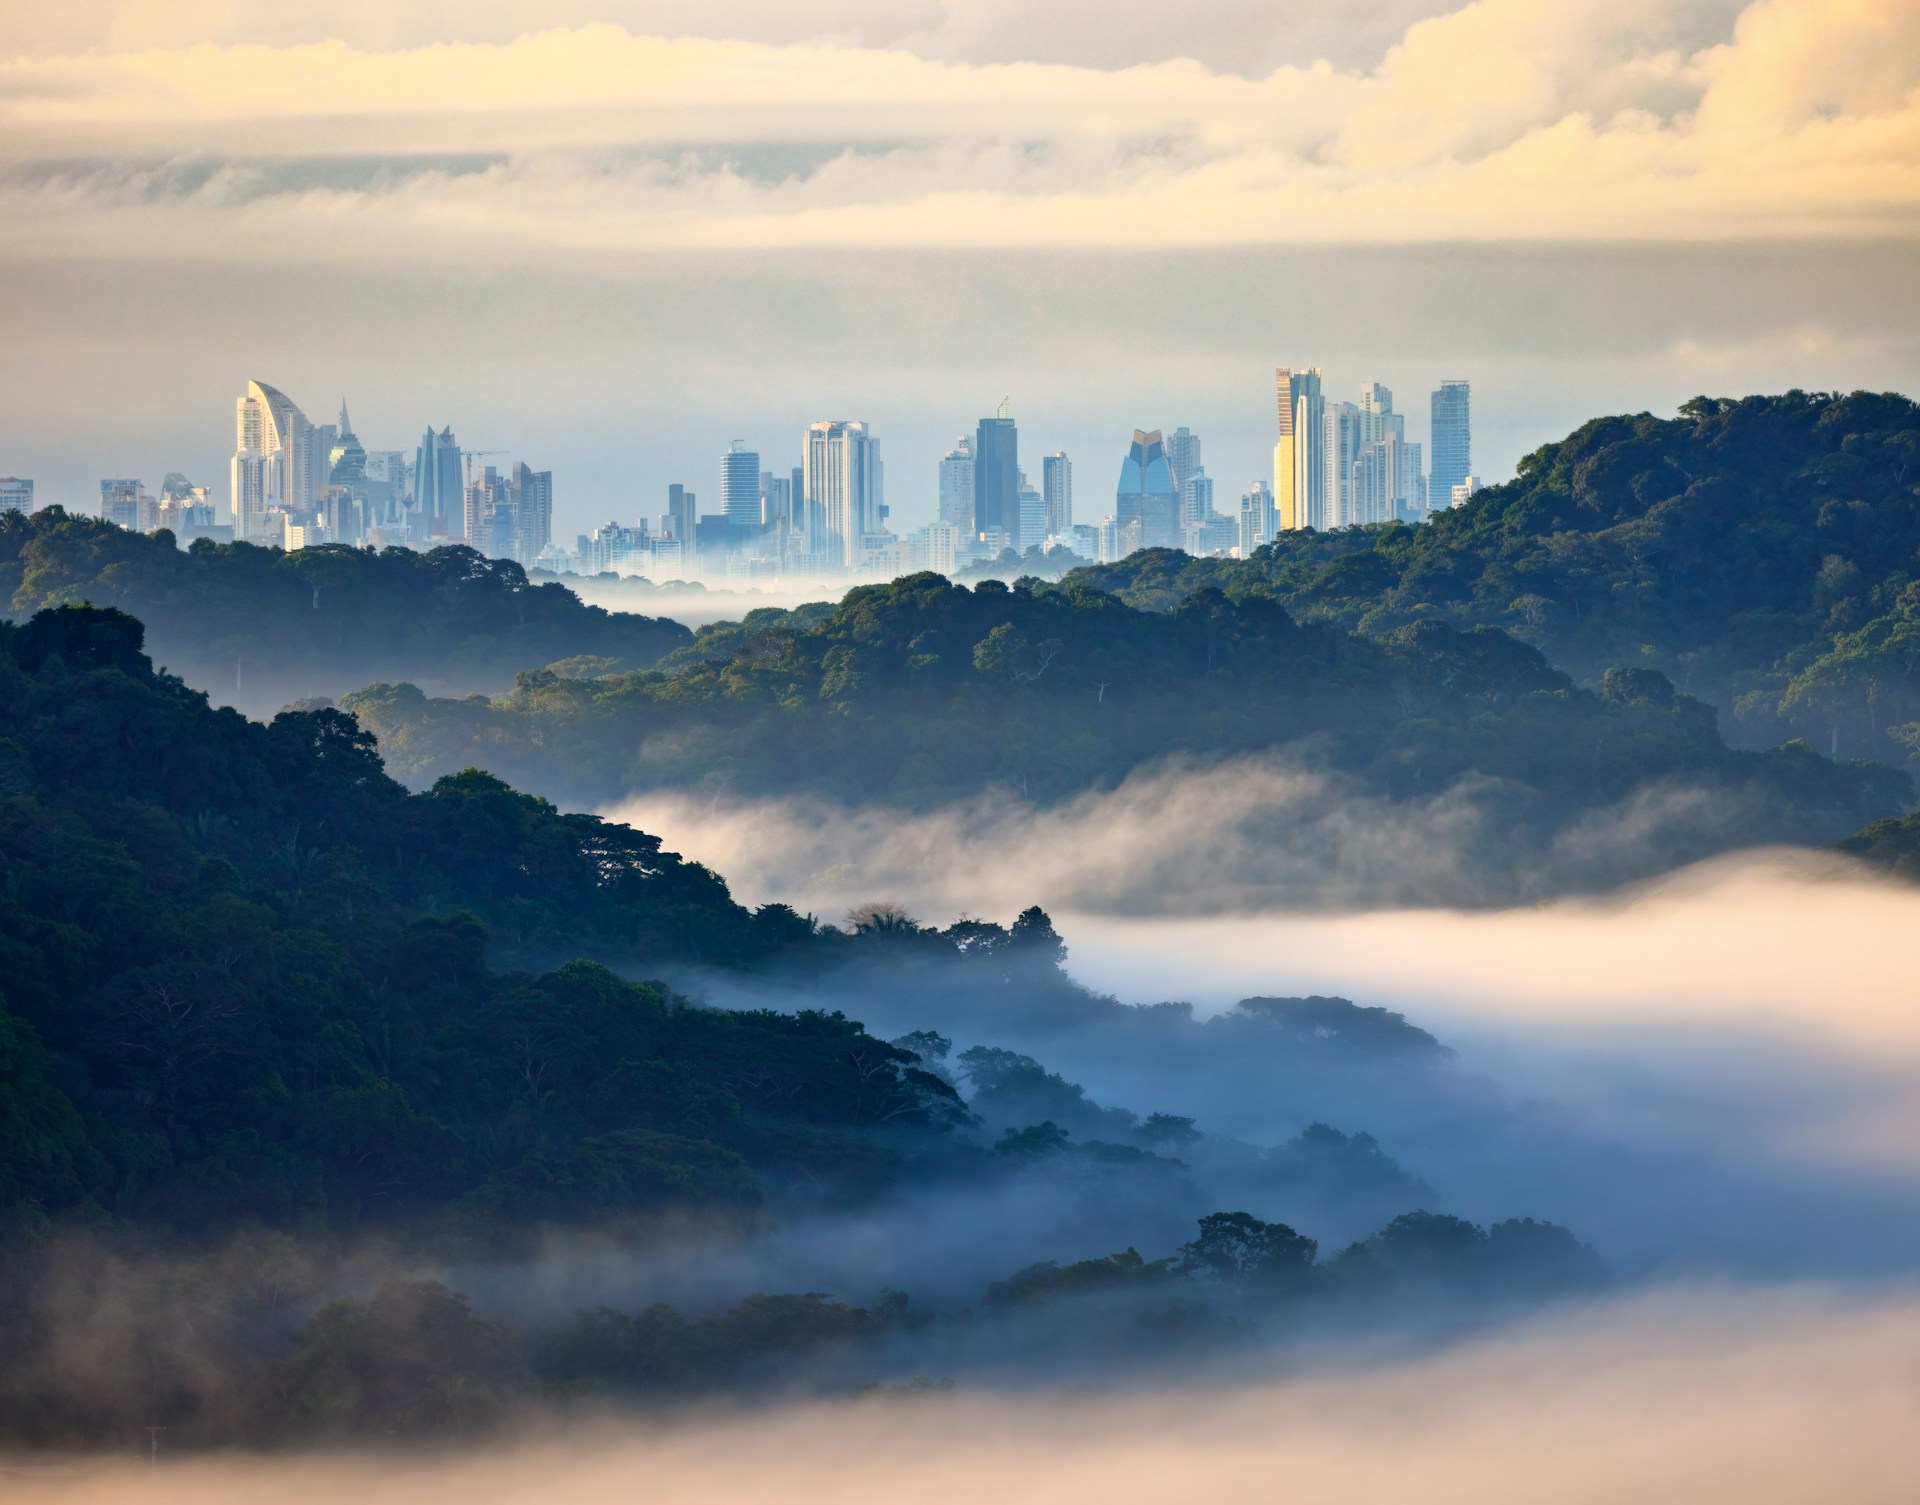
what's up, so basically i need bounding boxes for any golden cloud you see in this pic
[0,0,1913,254]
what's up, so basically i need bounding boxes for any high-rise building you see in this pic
[911,520,960,574]
[1451,474,1483,508]
[578,520,650,575]
[1184,514,1238,556]
[1018,482,1046,553]
[666,484,697,542]
[1115,430,1181,552]
[1180,470,1215,529]
[0,478,33,514]
[939,436,975,533]
[805,420,882,569]
[100,479,144,530]
[1042,452,1073,537]
[974,403,1019,545]
[761,470,792,530]
[721,441,761,526]
[1273,367,1324,531]
[1165,427,1202,495]
[513,462,553,562]
[1430,380,1472,510]
[1343,383,1428,524]
[1239,482,1276,555]
[1322,401,1363,529]
[413,426,463,538]
[362,450,408,530]
[465,465,514,552]
[233,380,318,542]
[328,400,367,489]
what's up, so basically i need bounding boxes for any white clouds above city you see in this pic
[1,0,1915,258]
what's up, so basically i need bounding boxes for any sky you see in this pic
[2,0,1917,540]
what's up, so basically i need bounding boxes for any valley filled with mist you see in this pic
[5,392,1920,1495]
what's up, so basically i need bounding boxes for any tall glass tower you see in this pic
[1429,380,1472,510]
[1115,429,1180,551]
[721,441,761,526]
[1042,451,1073,537]
[974,400,1019,544]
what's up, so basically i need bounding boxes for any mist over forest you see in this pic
[5,392,1920,1475]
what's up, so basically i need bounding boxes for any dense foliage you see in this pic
[342,570,1907,897]
[0,604,1002,1241]
[1834,808,1920,879]
[0,508,690,716]
[1065,391,1920,764]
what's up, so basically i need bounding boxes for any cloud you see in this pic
[0,0,1913,256]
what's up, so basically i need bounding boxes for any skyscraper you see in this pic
[939,436,975,533]
[1116,430,1181,552]
[328,400,367,488]
[1323,401,1363,529]
[413,426,462,538]
[1042,451,1073,537]
[100,479,143,530]
[721,441,761,526]
[0,478,32,514]
[805,420,882,569]
[666,483,697,542]
[1181,470,1215,529]
[1430,380,1472,510]
[233,380,317,542]
[1018,480,1046,553]
[1165,427,1202,494]
[1239,482,1276,555]
[974,403,1019,545]
[465,465,511,552]
[513,462,553,562]
[761,470,792,530]
[1273,367,1324,531]
[1348,383,1426,524]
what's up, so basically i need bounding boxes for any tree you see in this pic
[1176,1211,1318,1291]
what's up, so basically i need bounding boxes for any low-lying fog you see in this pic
[565,579,845,630]
[22,760,1920,1479]
[603,754,1886,912]
[580,780,1920,1307]
[33,1286,1920,1502]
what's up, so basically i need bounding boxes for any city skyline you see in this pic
[20,365,1482,583]
[16,359,1487,567]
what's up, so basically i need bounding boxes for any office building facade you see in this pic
[1042,451,1073,538]
[974,406,1019,546]
[1430,380,1472,510]
[939,436,976,533]
[1116,429,1181,552]
[806,419,883,568]
[413,426,463,539]
[1273,367,1325,531]
[721,442,761,526]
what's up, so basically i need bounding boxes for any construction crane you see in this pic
[463,450,508,490]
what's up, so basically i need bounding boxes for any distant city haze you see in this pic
[5,244,1915,551]
[0,0,1915,544]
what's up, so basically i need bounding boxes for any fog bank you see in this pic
[605,757,1876,917]
[26,1285,1920,1503]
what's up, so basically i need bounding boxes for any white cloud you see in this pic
[0,0,1912,256]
